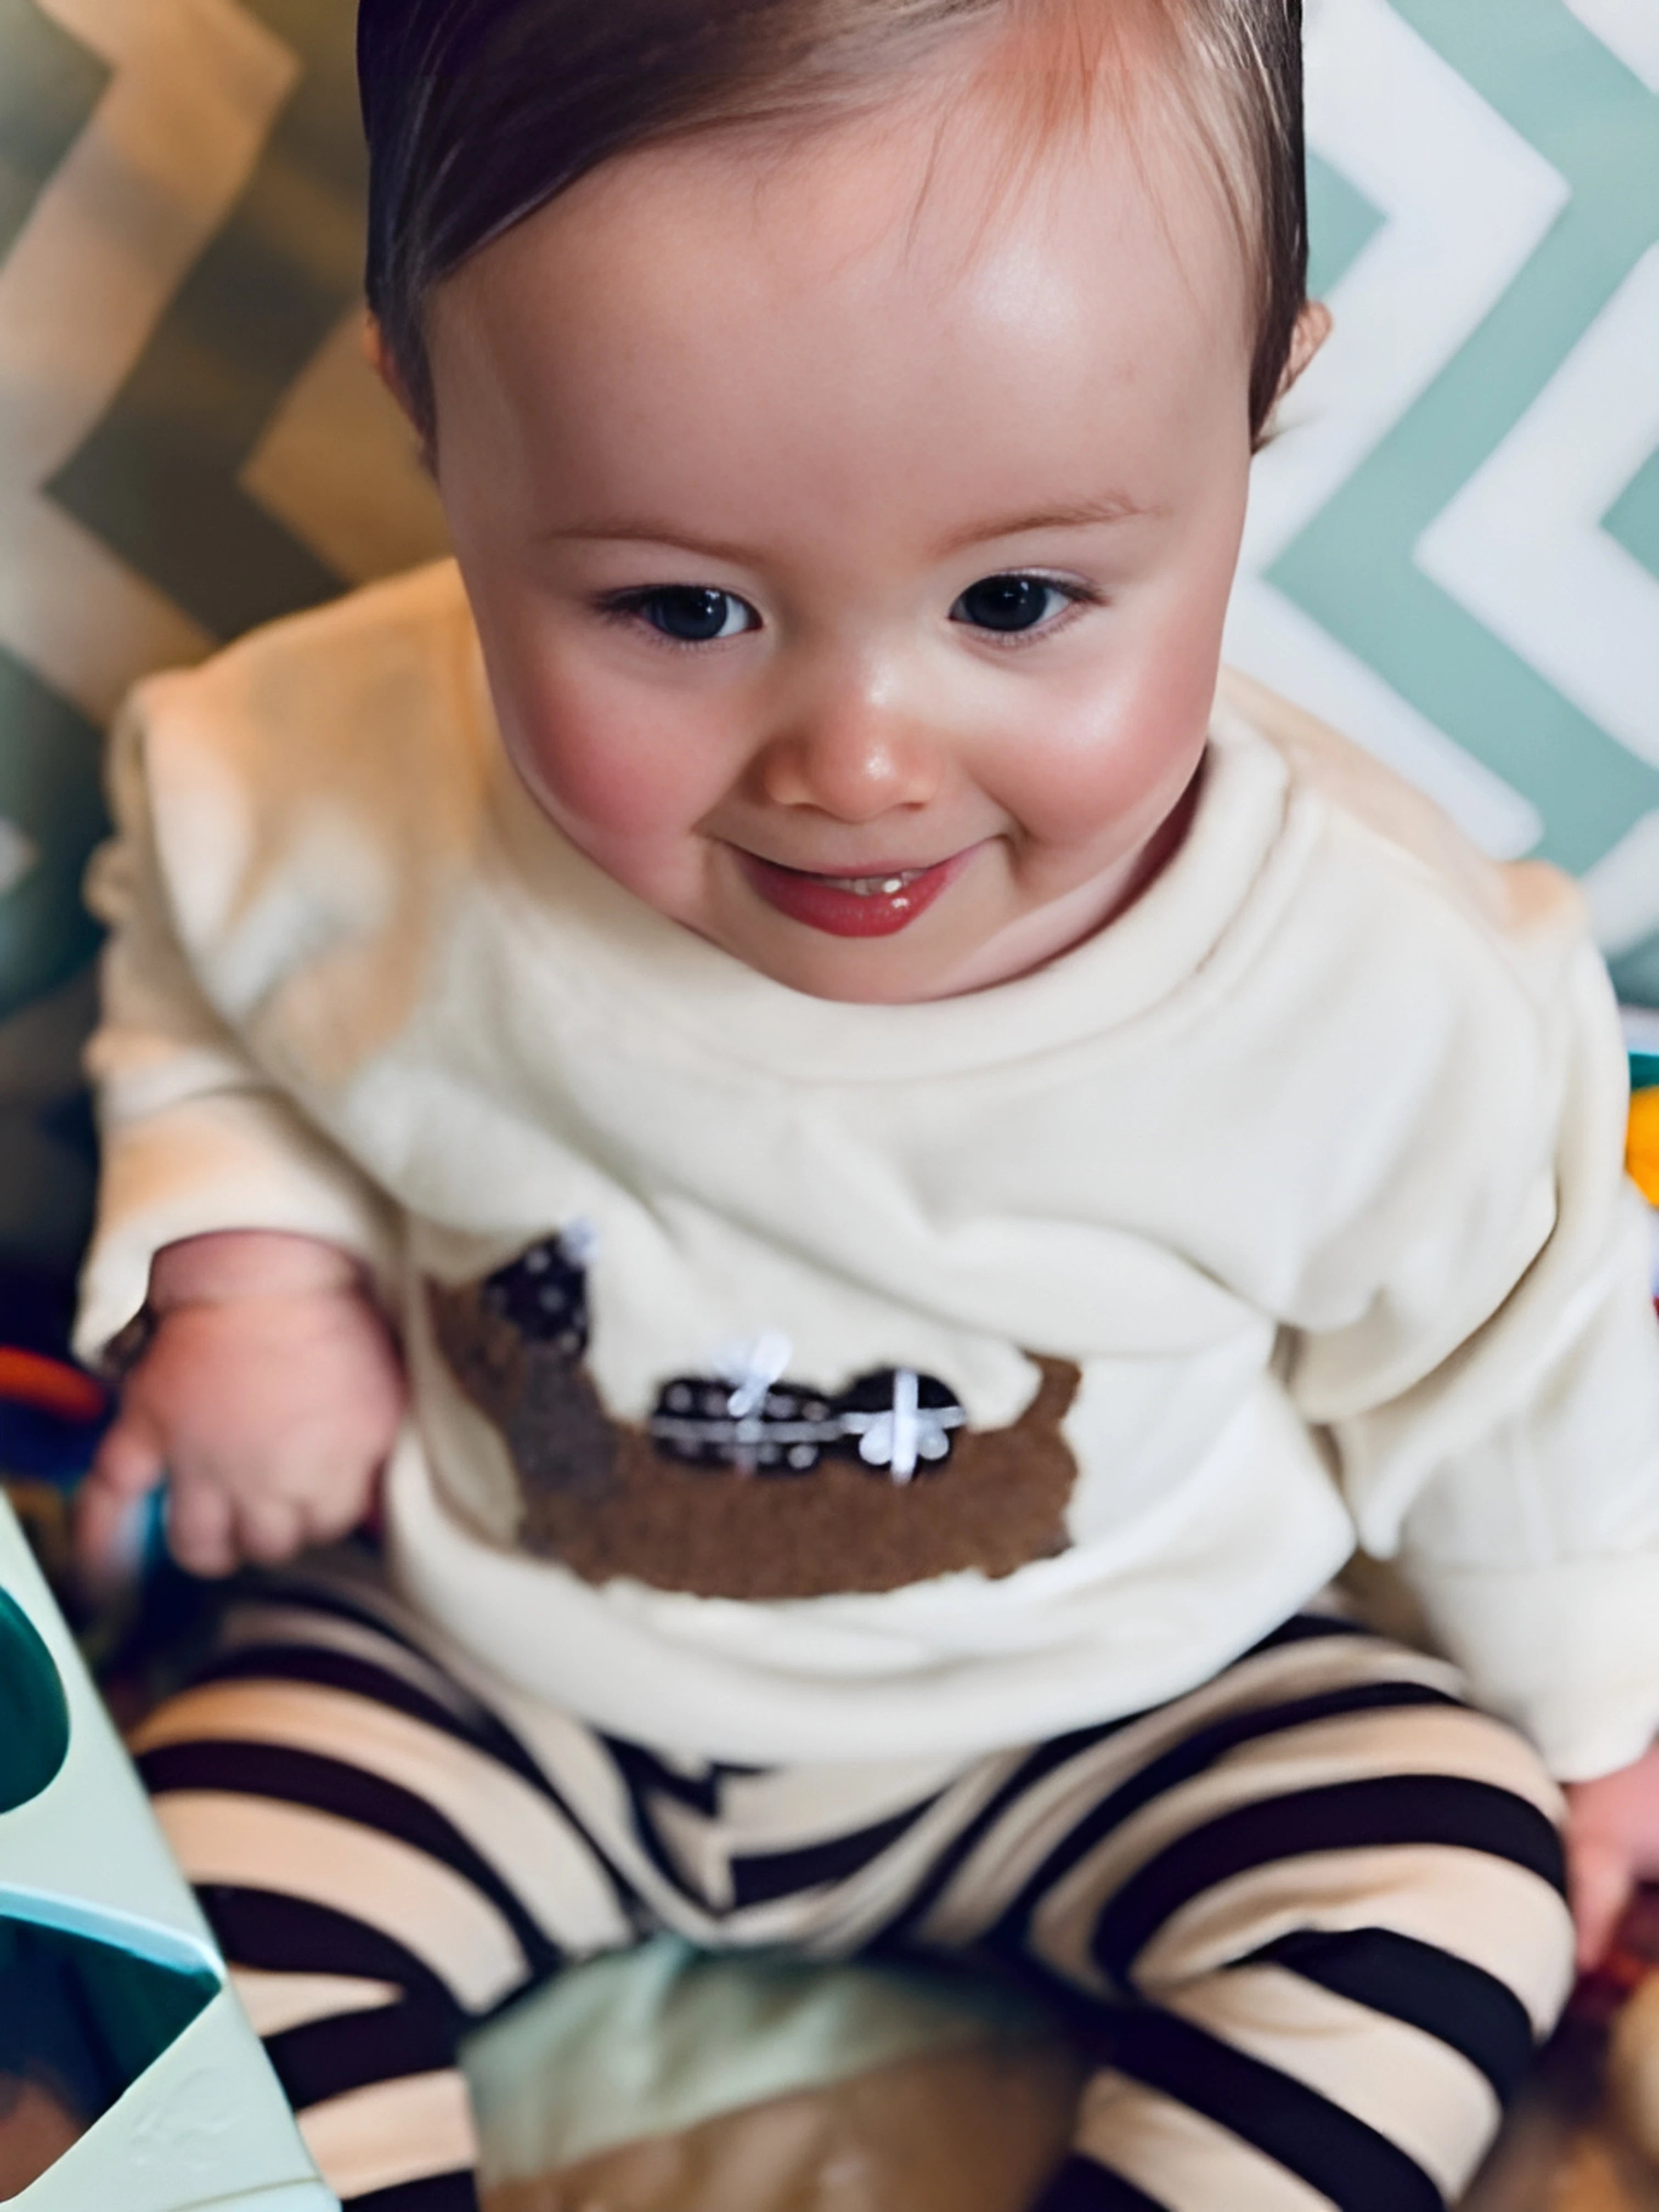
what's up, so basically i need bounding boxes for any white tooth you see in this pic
[812,869,919,895]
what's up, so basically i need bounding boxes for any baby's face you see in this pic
[426,77,1260,1002]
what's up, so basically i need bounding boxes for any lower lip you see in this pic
[736,850,971,937]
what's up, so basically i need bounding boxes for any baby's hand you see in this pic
[1566,1746,1659,1971]
[77,1231,407,1582]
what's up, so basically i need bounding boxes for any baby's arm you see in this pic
[75,678,412,1581]
[79,1229,407,1579]
[1259,836,1659,1965]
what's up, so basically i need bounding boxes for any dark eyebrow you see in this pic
[540,492,1154,565]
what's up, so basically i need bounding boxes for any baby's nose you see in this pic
[751,680,944,821]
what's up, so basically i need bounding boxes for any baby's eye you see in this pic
[950,574,1075,635]
[625,586,759,643]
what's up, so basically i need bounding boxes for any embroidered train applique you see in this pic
[427,1228,1081,1601]
[652,1350,966,1482]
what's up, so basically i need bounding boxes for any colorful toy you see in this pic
[1629,1084,1659,1211]
[1629,1045,1659,1326]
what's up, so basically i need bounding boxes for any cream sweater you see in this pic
[78,561,1659,1775]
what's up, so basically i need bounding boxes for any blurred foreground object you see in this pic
[0,1496,335,2208]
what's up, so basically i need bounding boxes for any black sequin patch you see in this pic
[480,1236,589,1355]
[648,1367,965,1479]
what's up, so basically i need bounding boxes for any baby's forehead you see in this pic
[368,0,1299,447]
[689,6,1261,276]
[430,66,1257,550]
[582,48,1259,365]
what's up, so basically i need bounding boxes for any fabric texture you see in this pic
[75,562,1659,1776]
[129,1583,1576,2211]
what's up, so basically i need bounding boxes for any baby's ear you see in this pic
[1278,300,1334,398]
[362,311,437,476]
[363,310,412,416]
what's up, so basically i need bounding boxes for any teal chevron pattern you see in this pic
[1227,0,1659,999]
[0,0,1657,1271]
[1605,445,1659,577]
[1304,151,1385,300]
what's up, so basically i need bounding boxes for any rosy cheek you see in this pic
[1001,665,1208,854]
[501,669,716,848]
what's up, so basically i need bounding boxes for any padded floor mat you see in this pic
[465,1943,1659,2212]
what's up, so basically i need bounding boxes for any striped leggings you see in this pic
[131,1575,1576,2211]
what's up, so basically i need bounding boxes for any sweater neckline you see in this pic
[479,671,1291,1085]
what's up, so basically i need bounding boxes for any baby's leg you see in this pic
[127,1581,641,2210]
[907,1620,1576,2210]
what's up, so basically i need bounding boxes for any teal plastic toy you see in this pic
[0,1494,337,2208]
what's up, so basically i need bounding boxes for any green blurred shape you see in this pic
[0,1588,69,1812]
[0,650,105,1024]
[0,0,109,261]
[0,1917,218,2132]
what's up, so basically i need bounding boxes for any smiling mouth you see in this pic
[735,849,971,938]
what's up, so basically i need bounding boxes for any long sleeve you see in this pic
[1290,919,1659,1781]
[74,691,399,1365]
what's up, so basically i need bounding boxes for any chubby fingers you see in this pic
[164,1473,239,1579]
[232,1492,307,1569]
[87,1404,165,1504]
[76,1410,166,1581]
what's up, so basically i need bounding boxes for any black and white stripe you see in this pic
[132,1588,1574,2211]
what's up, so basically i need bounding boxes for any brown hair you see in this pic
[358,0,1307,444]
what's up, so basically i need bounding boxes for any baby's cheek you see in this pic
[1009,682,1209,857]
[494,700,731,926]
[503,681,718,847]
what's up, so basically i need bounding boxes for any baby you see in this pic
[72,1,1659,2205]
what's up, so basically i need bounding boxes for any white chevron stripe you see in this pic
[1227,0,1560,856]
[0,0,298,719]
[1415,247,1659,769]
[239,303,450,588]
[1243,0,1570,571]
[1223,578,1543,859]
[1583,809,1659,958]
[1563,0,1659,93]
[2,480,212,721]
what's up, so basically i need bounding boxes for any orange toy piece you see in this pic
[1630,1090,1659,1210]
[1630,1087,1659,1210]
[0,1349,108,1425]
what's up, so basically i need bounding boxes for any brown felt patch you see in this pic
[428,1278,617,1504]
[427,1278,1080,1600]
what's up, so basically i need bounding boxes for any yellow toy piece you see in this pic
[1629,1088,1659,1210]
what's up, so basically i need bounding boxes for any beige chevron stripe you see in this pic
[240,302,450,590]
[0,0,298,720]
